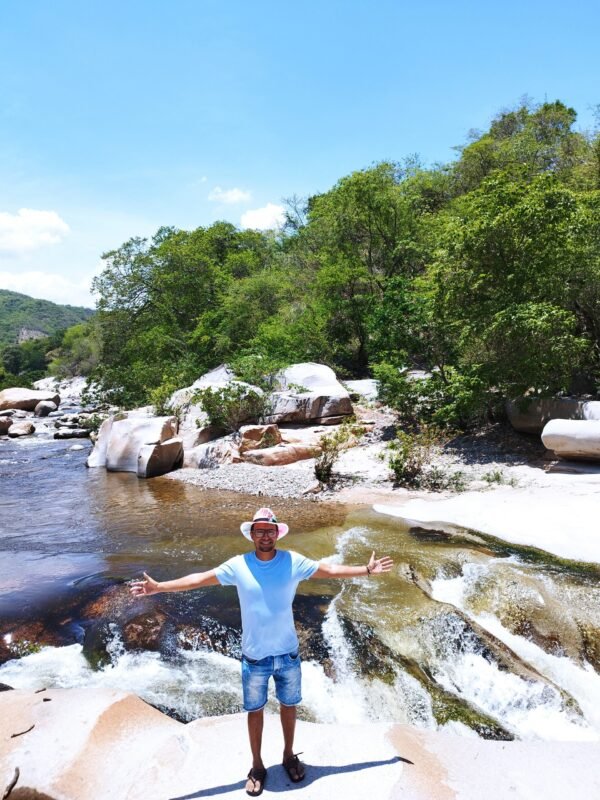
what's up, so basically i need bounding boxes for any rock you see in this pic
[87,414,178,473]
[0,409,15,417]
[541,419,600,461]
[0,387,60,412]
[137,436,184,478]
[241,443,320,466]
[344,379,379,402]
[170,365,263,450]
[7,421,35,437]
[0,417,13,435]
[238,424,282,453]
[506,398,600,435]
[266,363,353,424]
[34,400,58,417]
[70,444,86,451]
[184,435,241,468]
[169,364,236,407]
[54,427,91,439]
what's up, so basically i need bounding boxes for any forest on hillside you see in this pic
[3,100,600,429]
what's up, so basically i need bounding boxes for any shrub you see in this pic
[192,383,268,432]
[386,426,466,491]
[314,420,363,484]
[148,378,181,416]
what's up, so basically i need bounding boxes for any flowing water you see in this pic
[1,431,600,741]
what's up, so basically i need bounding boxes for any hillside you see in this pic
[0,289,94,349]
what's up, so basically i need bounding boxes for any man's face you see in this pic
[251,522,279,553]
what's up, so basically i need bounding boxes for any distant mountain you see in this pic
[0,290,95,349]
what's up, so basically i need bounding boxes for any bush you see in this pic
[314,420,363,484]
[192,383,268,432]
[386,426,466,491]
[149,378,181,416]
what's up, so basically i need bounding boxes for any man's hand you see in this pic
[129,572,161,597]
[367,551,394,575]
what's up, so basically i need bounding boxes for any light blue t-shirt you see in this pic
[214,549,319,660]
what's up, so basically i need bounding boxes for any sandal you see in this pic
[246,766,267,797]
[283,752,305,783]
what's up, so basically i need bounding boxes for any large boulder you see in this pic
[266,363,353,424]
[541,419,600,461]
[137,436,184,478]
[7,420,35,437]
[0,417,12,435]
[34,400,58,417]
[169,365,261,450]
[507,398,600,434]
[0,387,60,412]
[87,413,178,473]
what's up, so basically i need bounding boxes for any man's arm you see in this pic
[130,570,220,596]
[310,551,393,580]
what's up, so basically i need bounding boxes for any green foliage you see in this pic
[148,378,181,416]
[86,98,600,421]
[48,320,101,378]
[192,383,267,432]
[0,289,93,350]
[314,423,355,484]
[386,426,465,491]
[80,414,105,434]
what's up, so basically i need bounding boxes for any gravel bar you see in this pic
[165,462,319,499]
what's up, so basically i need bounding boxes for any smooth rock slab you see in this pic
[541,419,600,461]
[0,387,60,412]
[242,443,320,466]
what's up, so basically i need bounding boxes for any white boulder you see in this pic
[169,365,263,450]
[541,419,600,461]
[87,414,179,474]
[344,379,379,402]
[507,398,600,435]
[137,436,184,478]
[0,387,60,412]
[267,363,353,424]
[7,421,35,437]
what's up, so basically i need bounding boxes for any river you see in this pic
[1,431,600,741]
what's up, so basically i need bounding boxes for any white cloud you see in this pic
[241,203,285,231]
[0,208,70,254]
[0,268,97,308]
[208,186,252,204]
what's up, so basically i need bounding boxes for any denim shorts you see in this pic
[241,651,302,712]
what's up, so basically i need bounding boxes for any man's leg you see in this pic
[248,708,265,770]
[280,702,296,759]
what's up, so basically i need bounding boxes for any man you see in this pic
[130,507,393,796]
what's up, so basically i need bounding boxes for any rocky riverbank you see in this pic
[1,687,599,800]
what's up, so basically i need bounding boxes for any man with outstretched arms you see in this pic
[130,507,393,797]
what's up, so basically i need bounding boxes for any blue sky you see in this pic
[0,0,598,307]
